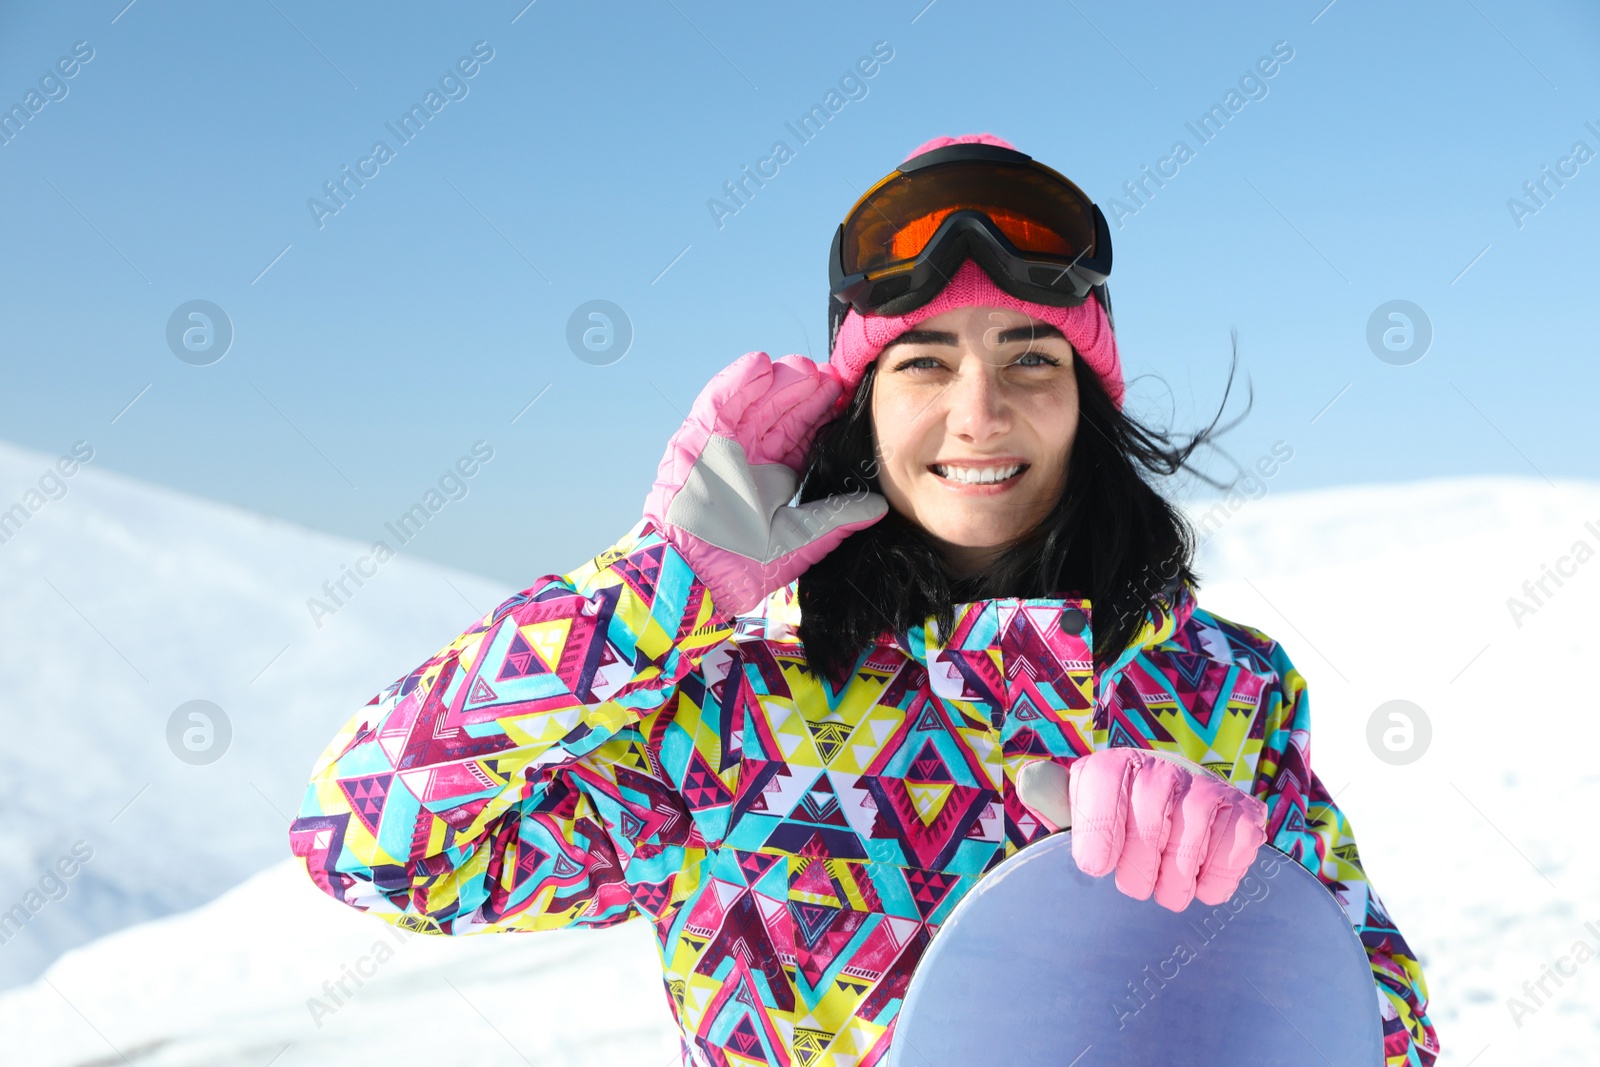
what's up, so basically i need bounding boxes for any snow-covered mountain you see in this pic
[0,440,515,991]
[1,441,1595,1064]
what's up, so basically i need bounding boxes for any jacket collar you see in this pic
[880,580,1198,705]
[754,579,1197,704]
[1093,579,1197,702]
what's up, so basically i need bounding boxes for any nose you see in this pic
[944,361,1011,442]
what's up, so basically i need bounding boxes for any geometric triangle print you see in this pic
[906,782,953,826]
[725,1046,771,1067]
[1104,677,1180,749]
[631,879,672,917]
[735,849,783,886]
[1004,726,1054,758]
[793,901,839,951]
[903,866,961,920]
[682,750,733,809]
[613,545,664,605]
[793,1027,835,1067]
[793,903,869,987]
[1167,651,1211,694]
[467,677,498,705]
[1164,654,1226,732]
[1107,718,1146,750]
[524,620,571,681]
[336,772,393,835]
[864,777,992,871]
[1185,687,1220,733]
[835,975,870,997]
[796,774,849,828]
[1010,692,1045,721]
[806,720,853,764]
[791,856,840,904]
[616,808,645,841]
[515,844,550,883]
[907,738,953,784]
[495,629,544,681]
[725,1015,765,1062]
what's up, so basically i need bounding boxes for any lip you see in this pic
[930,457,1030,469]
[927,461,1029,495]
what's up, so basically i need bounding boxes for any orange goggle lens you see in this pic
[843,160,1096,278]
[888,206,1075,262]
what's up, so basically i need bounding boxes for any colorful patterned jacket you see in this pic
[289,518,1439,1066]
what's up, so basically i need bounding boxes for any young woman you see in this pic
[289,134,1438,1066]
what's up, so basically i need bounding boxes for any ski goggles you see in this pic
[828,143,1113,339]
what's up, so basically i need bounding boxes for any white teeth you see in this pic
[933,464,1023,485]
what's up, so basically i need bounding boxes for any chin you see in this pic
[925,520,1014,551]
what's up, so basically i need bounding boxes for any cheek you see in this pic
[1046,378,1081,442]
[870,394,931,507]
[1053,406,1081,458]
[1025,389,1079,484]
[871,392,920,466]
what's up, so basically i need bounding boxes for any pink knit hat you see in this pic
[828,133,1123,408]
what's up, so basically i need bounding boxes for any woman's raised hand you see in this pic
[1067,748,1270,913]
[643,351,888,619]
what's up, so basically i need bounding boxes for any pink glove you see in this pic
[643,352,888,619]
[1061,749,1269,912]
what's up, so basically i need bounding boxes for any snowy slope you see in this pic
[2,468,1597,1065]
[1187,477,1600,1066]
[0,858,679,1066]
[0,440,516,991]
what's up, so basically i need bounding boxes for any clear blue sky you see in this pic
[2,0,1595,585]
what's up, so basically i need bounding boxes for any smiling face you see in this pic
[869,304,1080,578]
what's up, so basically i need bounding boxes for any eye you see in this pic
[1014,350,1062,368]
[892,355,944,372]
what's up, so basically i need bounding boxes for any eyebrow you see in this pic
[885,324,1067,348]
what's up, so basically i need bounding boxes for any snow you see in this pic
[1,441,1595,1065]
[0,440,515,991]
[1190,476,1600,1066]
[0,859,679,1066]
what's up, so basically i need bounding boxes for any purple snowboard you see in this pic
[888,833,1382,1066]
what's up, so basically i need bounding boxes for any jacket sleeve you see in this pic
[288,517,738,936]
[1253,644,1441,1067]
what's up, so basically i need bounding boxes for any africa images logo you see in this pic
[306,42,495,229]
[707,41,895,230]
[1109,853,1287,1029]
[1105,41,1295,228]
